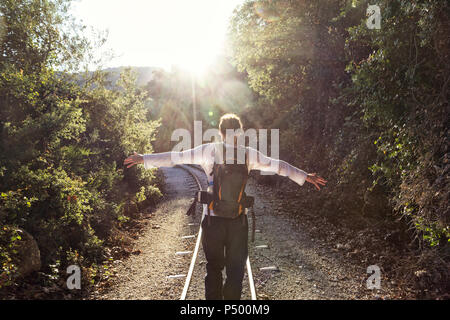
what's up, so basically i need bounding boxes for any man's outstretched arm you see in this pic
[123,144,207,169]
[247,148,327,190]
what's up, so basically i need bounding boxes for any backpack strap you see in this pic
[250,206,256,242]
[241,150,256,241]
[207,198,212,226]
[238,151,249,218]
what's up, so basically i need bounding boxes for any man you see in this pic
[124,113,326,300]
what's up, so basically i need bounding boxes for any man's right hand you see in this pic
[123,152,144,168]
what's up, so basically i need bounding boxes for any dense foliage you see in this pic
[228,0,449,292]
[0,0,448,298]
[229,0,449,247]
[0,0,161,290]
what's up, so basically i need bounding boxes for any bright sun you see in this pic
[72,0,243,73]
[172,45,217,76]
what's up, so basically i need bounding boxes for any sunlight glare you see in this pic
[172,45,216,76]
[71,0,244,73]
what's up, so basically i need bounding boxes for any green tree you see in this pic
[344,0,449,246]
[0,0,161,292]
[229,0,449,246]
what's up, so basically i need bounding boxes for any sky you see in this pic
[71,0,244,73]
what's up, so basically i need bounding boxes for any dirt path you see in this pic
[91,167,393,300]
[91,167,202,299]
[247,180,369,299]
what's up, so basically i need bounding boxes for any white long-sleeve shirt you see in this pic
[143,143,307,216]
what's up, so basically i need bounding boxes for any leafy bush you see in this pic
[0,0,161,291]
[229,0,449,247]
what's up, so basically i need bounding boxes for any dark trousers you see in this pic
[201,214,248,300]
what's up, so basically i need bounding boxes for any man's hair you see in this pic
[219,113,243,137]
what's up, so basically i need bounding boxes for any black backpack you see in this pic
[186,145,256,240]
[209,146,250,218]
